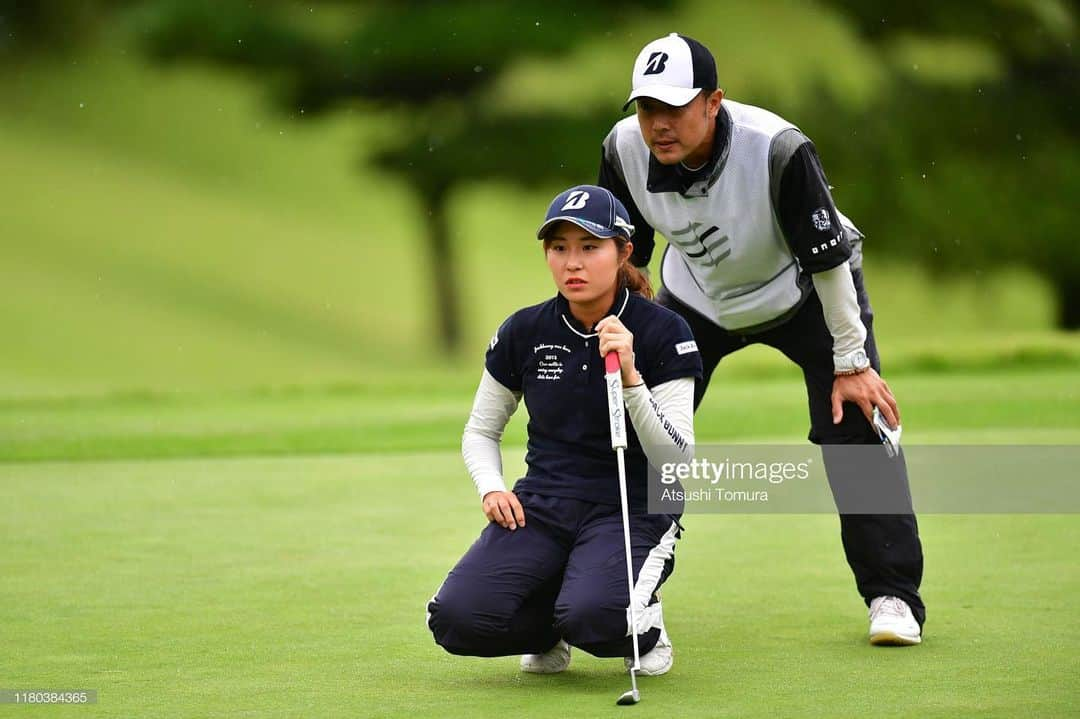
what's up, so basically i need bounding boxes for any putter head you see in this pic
[616,689,640,706]
[872,407,902,458]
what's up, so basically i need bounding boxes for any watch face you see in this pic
[854,349,869,368]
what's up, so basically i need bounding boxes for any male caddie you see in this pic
[598,33,925,644]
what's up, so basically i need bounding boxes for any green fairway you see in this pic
[1,367,1077,464]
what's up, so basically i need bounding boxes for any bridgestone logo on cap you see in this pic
[644,52,669,75]
[561,190,590,211]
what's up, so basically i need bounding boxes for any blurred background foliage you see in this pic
[0,0,1076,397]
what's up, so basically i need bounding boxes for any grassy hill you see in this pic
[0,48,1075,399]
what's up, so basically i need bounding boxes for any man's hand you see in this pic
[482,490,526,531]
[595,315,642,386]
[831,369,900,429]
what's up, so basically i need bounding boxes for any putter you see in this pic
[605,352,641,706]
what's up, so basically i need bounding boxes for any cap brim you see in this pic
[536,216,626,241]
[622,85,701,111]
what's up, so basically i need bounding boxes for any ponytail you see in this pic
[618,261,654,299]
[615,236,654,299]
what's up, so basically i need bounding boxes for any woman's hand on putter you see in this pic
[482,490,526,531]
[595,315,641,386]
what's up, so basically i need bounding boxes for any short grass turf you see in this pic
[2,367,1078,463]
[2,369,1079,718]
[1,454,1077,718]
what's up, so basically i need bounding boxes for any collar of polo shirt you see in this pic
[556,287,631,339]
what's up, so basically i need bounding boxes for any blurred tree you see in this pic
[11,0,1076,332]
[129,0,672,352]
[0,0,135,56]
[813,0,1080,327]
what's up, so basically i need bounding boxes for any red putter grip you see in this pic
[604,352,621,375]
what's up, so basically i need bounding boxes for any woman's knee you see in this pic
[554,595,623,648]
[427,583,508,655]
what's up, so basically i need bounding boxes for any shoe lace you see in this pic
[874,597,908,618]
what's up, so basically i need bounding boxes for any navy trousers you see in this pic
[427,492,680,658]
[657,268,925,626]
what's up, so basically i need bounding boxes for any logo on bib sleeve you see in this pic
[675,340,698,355]
[811,208,832,232]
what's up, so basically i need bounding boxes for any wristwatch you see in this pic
[834,348,871,376]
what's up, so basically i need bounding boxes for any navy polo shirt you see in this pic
[485,288,703,512]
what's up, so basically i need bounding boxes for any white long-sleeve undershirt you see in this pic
[622,378,695,470]
[811,262,867,364]
[461,369,696,498]
[461,370,522,498]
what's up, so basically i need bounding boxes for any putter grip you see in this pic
[605,351,621,375]
[604,352,627,449]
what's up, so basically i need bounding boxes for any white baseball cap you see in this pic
[623,33,718,111]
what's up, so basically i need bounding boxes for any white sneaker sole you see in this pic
[635,659,673,677]
[870,630,922,646]
[627,635,673,676]
[520,664,568,674]
[520,641,571,673]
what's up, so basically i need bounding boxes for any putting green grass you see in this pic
[2,367,1079,717]
[2,448,1077,718]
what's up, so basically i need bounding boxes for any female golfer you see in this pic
[426,185,702,676]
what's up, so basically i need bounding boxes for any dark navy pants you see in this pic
[427,492,680,658]
[657,268,925,627]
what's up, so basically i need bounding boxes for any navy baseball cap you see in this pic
[623,33,718,110]
[536,185,635,241]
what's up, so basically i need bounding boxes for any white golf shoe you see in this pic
[626,626,673,676]
[869,596,922,646]
[520,639,571,674]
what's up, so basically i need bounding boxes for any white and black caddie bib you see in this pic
[611,100,816,331]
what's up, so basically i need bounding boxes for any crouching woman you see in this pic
[426,185,701,676]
